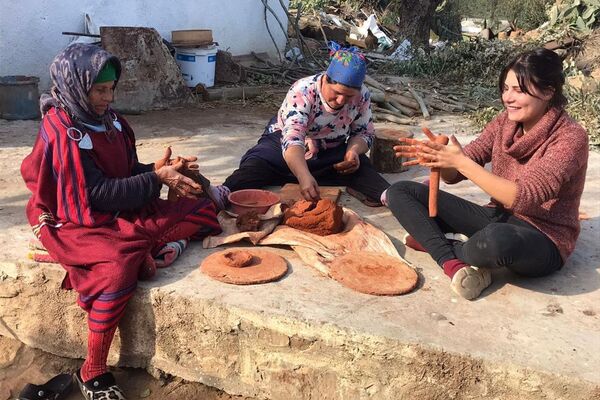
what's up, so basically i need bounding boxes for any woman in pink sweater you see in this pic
[388,48,589,300]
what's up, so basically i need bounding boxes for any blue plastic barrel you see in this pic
[0,76,40,120]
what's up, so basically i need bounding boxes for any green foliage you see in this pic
[564,82,600,148]
[378,39,537,85]
[289,0,329,12]
[454,0,553,30]
[547,0,600,33]
[468,106,502,130]
[496,0,554,30]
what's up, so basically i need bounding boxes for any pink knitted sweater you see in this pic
[459,107,589,262]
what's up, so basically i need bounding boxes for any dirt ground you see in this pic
[0,336,252,400]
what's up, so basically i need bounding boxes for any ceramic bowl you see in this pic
[228,189,280,215]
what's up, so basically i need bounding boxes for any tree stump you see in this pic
[370,128,414,173]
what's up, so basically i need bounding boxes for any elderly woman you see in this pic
[389,48,588,300]
[216,42,390,206]
[21,44,221,399]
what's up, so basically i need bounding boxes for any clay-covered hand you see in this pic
[154,147,199,171]
[395,135,465,169]
[298,172,321,201]
[334,149,360,175]
[155,163,203,199]
[154,146,173,171]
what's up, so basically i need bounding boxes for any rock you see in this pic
[215,50,246,84]
[509,29,524,39]
[100,26,192,113]
[0,336,22,368]
[283,199,344,236]
[566,75,598,94]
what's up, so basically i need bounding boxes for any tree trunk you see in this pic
[387,0,444,47]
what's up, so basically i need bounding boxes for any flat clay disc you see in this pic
[201,248,288,285]
[329,251,418,295]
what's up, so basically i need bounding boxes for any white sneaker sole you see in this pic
[450,266,492,300]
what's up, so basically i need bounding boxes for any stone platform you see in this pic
[0,107,598,399]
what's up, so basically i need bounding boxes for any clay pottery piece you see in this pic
[181,163,211,193]
[201,248,288,285]
[236,210,261,232]
[283,199,343,236]
[329,251,418,295]
[228,189,280,216]
[167,158,211,202]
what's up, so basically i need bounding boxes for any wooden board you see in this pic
[277,184,341,204]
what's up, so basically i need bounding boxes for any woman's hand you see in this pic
[298,172,320,201]
[154,146,198,171]
[334,149,360,174]
[394,135,466,170]
[155,162,203,199]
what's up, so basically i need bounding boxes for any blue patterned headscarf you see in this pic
[40,43,121,126]
[325,41,367,89]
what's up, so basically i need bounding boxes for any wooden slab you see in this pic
[277,184,341,204]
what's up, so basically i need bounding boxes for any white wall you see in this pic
[0,0,289,90]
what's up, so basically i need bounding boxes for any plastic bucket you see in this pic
[175,45,217,88]
[0,76,40,120]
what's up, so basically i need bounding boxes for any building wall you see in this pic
[0,0,289,90]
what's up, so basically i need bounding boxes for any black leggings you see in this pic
[224,128,390,201]
[387,181,563,277]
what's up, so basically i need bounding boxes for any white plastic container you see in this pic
[175,45,217,88]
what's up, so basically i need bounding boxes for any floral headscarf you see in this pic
[325,41,367,89]
[40,43,121,127]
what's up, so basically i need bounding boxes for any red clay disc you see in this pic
[201,248,288,285]
[329,251,418,295]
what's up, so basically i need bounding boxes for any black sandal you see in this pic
[17,373,73,400]
[74,369,127,400]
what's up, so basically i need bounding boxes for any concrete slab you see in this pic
[1,105,599,399]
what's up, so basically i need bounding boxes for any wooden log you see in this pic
[407,86,431,120]
[373,113,416,125]
[373,105,410,120]
[387,92,420,110]
[370,128,414,173]
[381,101,402,114]
[364,74,388,92]
[368,87,386,104]
[389,100,417,117]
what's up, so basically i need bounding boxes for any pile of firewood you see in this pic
[364,75,478,126]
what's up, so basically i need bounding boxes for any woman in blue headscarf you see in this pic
[220,42,390,206]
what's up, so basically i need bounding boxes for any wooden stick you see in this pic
[422,127,449,217]
[408,86,431,120]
